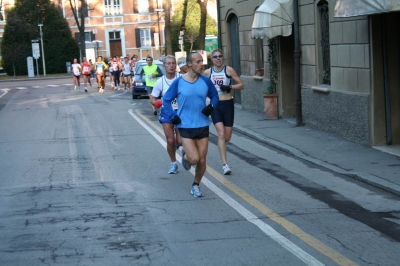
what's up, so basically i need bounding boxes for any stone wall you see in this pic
[302,88,370,145]
[239,76,270,113]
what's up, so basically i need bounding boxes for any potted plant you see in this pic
[263,37,278,120]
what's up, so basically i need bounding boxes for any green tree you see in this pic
[171,0,217,53]
[1,0,79,75]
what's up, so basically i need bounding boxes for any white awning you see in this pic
[251,0,294,39]
[334,0,400,17]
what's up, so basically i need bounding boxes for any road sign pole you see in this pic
[36,59,39,77]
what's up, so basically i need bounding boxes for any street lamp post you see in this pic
[155,8,164,57]
[38,23,46,76]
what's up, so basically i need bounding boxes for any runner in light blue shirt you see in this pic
[162,52,219,198]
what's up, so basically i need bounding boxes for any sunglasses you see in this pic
[212,55,223,59]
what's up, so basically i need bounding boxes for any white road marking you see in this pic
[16,87,28,90]
[131,103,137,106]
[110,91,128,98]
[47,85,60,87]
[32,86,41,88]
[0,89,10,99]
[128,109,325,266]
[63,84,74,86]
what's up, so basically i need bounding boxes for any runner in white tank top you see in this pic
[150,55,182,175]
[121,57,132,90]
[203,49,244,175]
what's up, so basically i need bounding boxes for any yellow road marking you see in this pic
[134,109,358,266]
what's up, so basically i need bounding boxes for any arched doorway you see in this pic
[227,14,241,105]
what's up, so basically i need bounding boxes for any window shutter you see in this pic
[133,0,138,13]
[135,28,141,48]
[149,0,155,13]
[91,32,95,41]
[151,27,155,46]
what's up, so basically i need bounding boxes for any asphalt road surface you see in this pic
[0,78,399,266]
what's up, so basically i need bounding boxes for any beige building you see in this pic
[217,0,400,150]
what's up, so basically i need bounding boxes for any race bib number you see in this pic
[211,73,225,88]
[171,98,178,110]
[97,65,104,74]
[83,66,89,74]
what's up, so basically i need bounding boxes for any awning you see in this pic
[334,0,400,18]
[251,0,294,39]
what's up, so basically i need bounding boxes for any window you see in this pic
[255,39,264,75]
[85,32,94,42]
[318,0,330,85]
[104,0,122,16]
[140,28,151,47]
[109,31,121,40]
[138,1,149,13]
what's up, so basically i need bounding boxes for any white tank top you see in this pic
[209,66,231,95]
[161,73,180,110]
[122,63,131,75]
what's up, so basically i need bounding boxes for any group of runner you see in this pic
[70,55,138,93]
[71,50,244,198]
[150,50,243,198]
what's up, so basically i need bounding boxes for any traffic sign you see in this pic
[32,42,40,59]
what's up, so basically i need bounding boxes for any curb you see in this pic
[233,124,400,197]
[0,76,70,82]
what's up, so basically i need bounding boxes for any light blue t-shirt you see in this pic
[162,74,219,128]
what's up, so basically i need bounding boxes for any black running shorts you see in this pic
[179,126,209,139]
[211,99,234,127]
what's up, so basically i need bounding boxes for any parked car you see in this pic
[132,59,165,99]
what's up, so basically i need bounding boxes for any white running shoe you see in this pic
[74,86,77,90]
[223,164,231,175]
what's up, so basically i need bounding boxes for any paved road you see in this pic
[0,78,399,265]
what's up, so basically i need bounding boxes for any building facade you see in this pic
[217,0,400,148]
[0,0,171,62]
[58,0,168,61]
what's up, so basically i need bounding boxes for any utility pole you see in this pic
[38,23,46,76]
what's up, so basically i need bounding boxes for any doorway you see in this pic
[109,31,122,57]
[278,34,296,118]
[371,13,400,150]
[228,14,241,105]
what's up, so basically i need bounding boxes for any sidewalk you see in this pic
[233,107,400,196]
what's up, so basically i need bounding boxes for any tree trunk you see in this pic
[197,0,208,50]
[163,0,172,55]
[79,0,86,59]
[181,0,188,33]
[68,0,86,59]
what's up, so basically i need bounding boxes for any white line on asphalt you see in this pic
[63,84,74,86]
[131,103,137,106]
[16,87,28,90]
[0,89,10,99]
[128,109,325,266]
[32,86,41,88]
[47,85,60,87]
[110,91,128,98]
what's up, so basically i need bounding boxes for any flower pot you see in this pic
[263,94,278,120]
